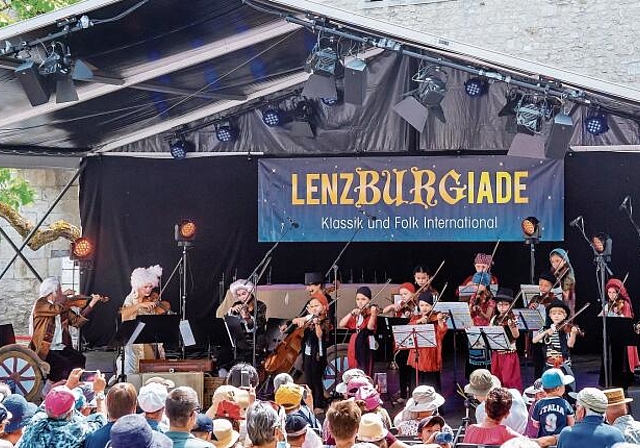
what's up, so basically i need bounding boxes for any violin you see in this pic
[528,292,555,308]
[66,294,109,308]
[358,302,380,317]
[559,322,585,337]
[143,291,172,315]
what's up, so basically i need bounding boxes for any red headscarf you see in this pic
[399,282,416,294]
[606,278,633,318]
[311,292,329,309]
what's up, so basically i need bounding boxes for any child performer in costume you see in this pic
[465,271,496,376]
[296,292,332,410]
[459,253,499,296]
[339,286,378,376]
[490,288,522,391]
[549,248,576,315]
[532,299,578,391]
[529,271,559,379]
[407,292,448,392]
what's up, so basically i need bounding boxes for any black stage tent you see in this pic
[0,0,639,353]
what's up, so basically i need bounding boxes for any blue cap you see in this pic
[192,413,213,433]
[3,394,37,434]
[110,414,173,448]
[541,368,574,389]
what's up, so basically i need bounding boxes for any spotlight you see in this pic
[169,138,189,160]
[521,216,541,242]
[291,99,314,138]
[215,123,238,142]
[585,112,609,136]
[262,108,283,127]
[175,219,196,243]
[71,237,94,260]
[393,67,448,131]
[306,45,340,77]
[464,78,489,97]
[592,232,612,260]
[515,96,553,135]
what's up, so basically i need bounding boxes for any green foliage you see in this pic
[0,0,81,27]
[0,168,35,210]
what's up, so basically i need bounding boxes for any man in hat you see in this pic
[604,387,640,444]
[210,418,240,448]
[557,387,624,448]
[138,382,170,432]
[109,414,172,448]
[29,277,103,384]
[274,384,321,431]
[192,413,214,441]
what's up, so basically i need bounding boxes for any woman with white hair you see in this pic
[246,401,285,448]
[120,265,168,374]
[225,280,267,364]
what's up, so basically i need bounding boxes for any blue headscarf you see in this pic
[550,248,569,261]
[472,271,491,287]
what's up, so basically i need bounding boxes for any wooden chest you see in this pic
[138,359,215,373]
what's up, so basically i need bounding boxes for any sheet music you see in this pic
[458,284,498,300]
[392,324,436,349]
[433,302,472,330]
[465,326,511,350]
[179,320,196,347]
[127,322,145,346]
[515,308,545,331]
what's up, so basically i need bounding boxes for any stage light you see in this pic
[215,123,238,142]
[521,216,541,240]
[175,220,196,243]
[585,112,609,136]
[464,78,488,97]
[291,99,314,138]
[393,66,448,131]
[169,139,189,159]
[321,95,340,106]
[262,108,283,127]
[71,237,94,260]
[306,45,340,77]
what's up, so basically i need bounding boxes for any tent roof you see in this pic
[0,0,638,167]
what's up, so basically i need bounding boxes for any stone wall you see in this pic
[317,0,640,89]
[0,169,80,337]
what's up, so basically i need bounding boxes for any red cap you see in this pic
[399,282,415,294]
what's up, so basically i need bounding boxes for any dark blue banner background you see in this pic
[258,156,564,242]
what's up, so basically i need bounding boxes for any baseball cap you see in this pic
[138,383,168,413]
[541,368,574,389]
[44,386,75,419]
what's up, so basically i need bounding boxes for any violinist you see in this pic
[120,265,167,375]
[29,276,103,386]
[466,271,495,376]
[530,271,559,379]
[226,279,267,364]
[458,253,499,299]
[339,286,378,376]
[295,292,332,412]
[489,288,522,391]
[549,248,576,315]
[407,292,447,392]
[414,265,439,295]
[304,272,335,325]
[532,299,577,391]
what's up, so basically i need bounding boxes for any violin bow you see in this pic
[557,302,590,332]
[495,290,524,326]
[426,282,449,320]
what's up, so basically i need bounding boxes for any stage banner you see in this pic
[258,156,564,242]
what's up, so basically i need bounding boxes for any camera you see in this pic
[434,431,453,445]
[240,369,250,388]
[81,370,98,382]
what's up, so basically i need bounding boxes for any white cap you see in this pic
[138,383,168,413]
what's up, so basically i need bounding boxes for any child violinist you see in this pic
[465,271,495,376]
[532,299,578,390]
[490,288,522,391]
[339,286,378,376]
[549,248,576,315]
[295,292,332,411]
[406,292,447,392]
[529,271,559,379]
[459,253,499,297]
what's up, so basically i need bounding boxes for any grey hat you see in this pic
[577,388,608,414]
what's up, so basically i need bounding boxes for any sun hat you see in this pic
[144,376,175,389]
[417,415,446,433]
[209,385,249,419]
[336,369,366,395]
[541,368,574,389]
[577,388,608,414]
[211,418,240,448]
[274,383,304,410]
[138,383,168,413]
[3,394,37,433]
[464,369,501,397]
[355,385,382,411]
[405,386,445,412]
[110,414,173,448]
[44,386,75,419]
[357,413,388,442]
[604,388,634,407]
[523,378,544,405]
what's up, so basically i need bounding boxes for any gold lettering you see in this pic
[355,168,381,206]
[439,169,466,204]
[467,171,475,204]
[476,172,494,203]
[495,172,512,203]
[306,173,320,205]
[410,167,437,208]
[382,169,407,206]
[292,174,304,205]
[514,171,529,203]
[321,173,338,204]
[340,173,355,205]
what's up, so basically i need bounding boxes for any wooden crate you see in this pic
[203,375,226,410]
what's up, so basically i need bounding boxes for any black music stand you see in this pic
[108,320,145,383]
[377,316,409,362]
[604,317,638,389]
[136,315,181,347]
[392,324,436,387]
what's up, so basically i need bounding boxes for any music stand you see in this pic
[378,316,409,362]
[392,324,436,386]
[519,285,540,307]
[515,309,545,332]
[458,285,498,302]
[136,315,181,347]
[108,320,146,383]
[433,302,472,383]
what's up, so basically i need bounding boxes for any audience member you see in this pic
[357,413,388,448]
[138,382,169,433]
[192,413,214,441]
[604,388,640,444]
[286,413,322,448]
[273,373,294,394]
[0,394,38,446]
[394,386,444,436]
[531,368,575,437]
[85,382,137,448]
[355,385,392,429]
[246,401,285,448]
[165,386,214,447]
[557,388,624,448]
[335,369,366,397]
[0,404,12,448]
[227,363,259,389]
[463,387,521,445]
[211,418,241,448]
[417,415,452,447]
[523,378,546,438]
[465,369,528,433]
[108,413,172,448]
[326,400,361,448]
[17,375,107,448]
[274,383,321,431]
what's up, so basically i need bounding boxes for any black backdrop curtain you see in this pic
[79,152,640,354]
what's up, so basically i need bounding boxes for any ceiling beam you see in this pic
[0,20,301,129]
[129,82,247,101]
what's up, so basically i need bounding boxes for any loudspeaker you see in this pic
[627,385,640,418]
[544,113,574,159]
[507,133,546,159]
[128,372,205,405]
[344,59,367,105]
[15,61,50,106]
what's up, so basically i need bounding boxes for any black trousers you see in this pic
[396,350,411,399]
[45,346,86,382]
[303,354,326,408]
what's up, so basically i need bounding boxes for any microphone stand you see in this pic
[621,201,640,252]
[324,216,366,354]
[244,222,297,366]
[573,218,612,387]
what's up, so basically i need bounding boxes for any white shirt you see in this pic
[48,299,65,350]
[475,388,528,434]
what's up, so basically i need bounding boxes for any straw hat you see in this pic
[211,419,240,448]
[604,388,634,406]
[357,413,388,442]
[405,386,445,412]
